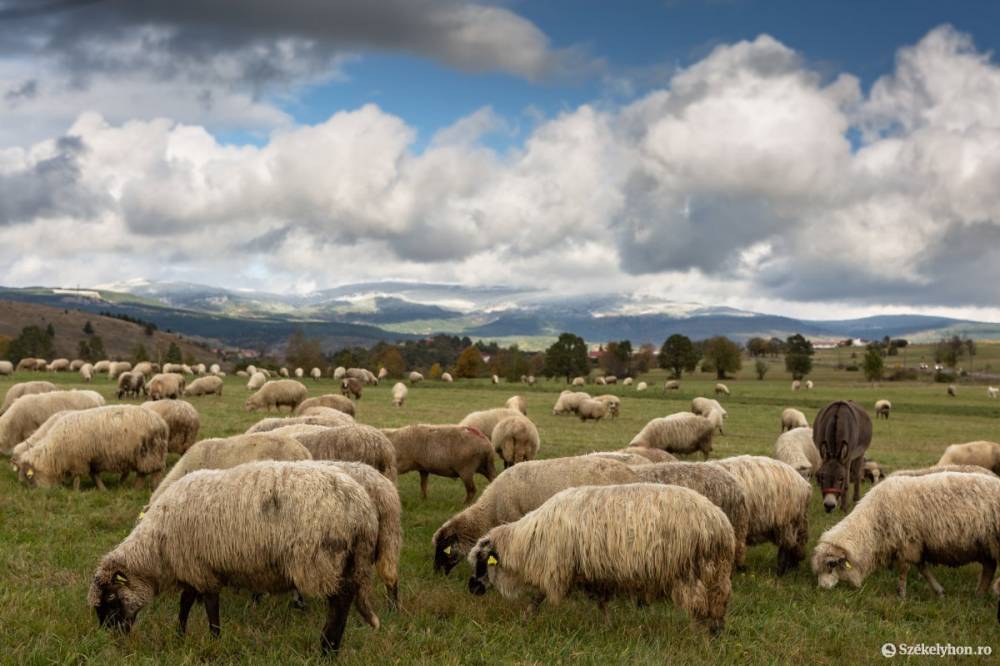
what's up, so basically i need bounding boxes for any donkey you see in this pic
[813,401,872,513]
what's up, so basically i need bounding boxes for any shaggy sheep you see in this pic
[0,389,105,455]
[341,377,363,400]
[603,375,617,385]
[710,456,811,574]
[623,377,633,386]
[181,365,194,376]
[780,408,809,432]
[586,451,657,466]
[246,365,257,375]
[715,383,730,396]
[491,415,540,468]
[874,399,892,419]
[459,407,523,439]
[246,410,355,434]
[664,380,680,391]
[294,367,304,378]
[692,397,727,418]
[132,362,154,377]
[441,372,454,383]
[89,462,378,653]
[146,373,186,401]
[247,372,267,391]
[571,376,586,386]
[773,427,821,479]
[409,371,423,384]
[551,391,590,416]
[141,400,200,455]
[791,380,801,391]
[69,359,85,371]
[236,370,249,378]
[272,424,397,482]
[862,459,885,484]
[889,464,997,478]
[184,375,224,397]
[108,361,133,380]
[333,367,346,381]
[467,484,734,633]
[15,358,37,372]
[47,358,70,372]
[593,394,621,418]
[162,363,184,375]
[1,380,57,415]
[116,372,145,400]
[813,401,873,513]
[937,441,1000,474]
[17,405,168,491]
[577,398,608,422]
[279,367,289,378]
[310,367,322,381]
[383,425,495,503]
[432,456,638,574]
[209,363,221,375]
[79,363,93,383]
[505,395,527,416]
[0,361,12,375]
[988,387,999,399]
[629,413,715,459]
[636,381,648,392]
[294,394,356,417]
[948,384,957,397]
[619,446,677,463]
[92,360,110,374]
[392,382,407,408]
[245,380,309,413]
[813,473,1000,599]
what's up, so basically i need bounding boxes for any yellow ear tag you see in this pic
[487,556,498,566]
[114,574,128,584]
[443,546,452,555]
[844,561,852,570]
[138,511,145,520]
[25,469,33,478]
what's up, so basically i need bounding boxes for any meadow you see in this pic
[2,357,1000,664]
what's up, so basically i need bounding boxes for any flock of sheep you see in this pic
[2,359,1000,656]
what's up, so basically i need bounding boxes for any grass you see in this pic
[2,365,999,664]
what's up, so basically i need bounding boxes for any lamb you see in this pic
[1,380,57,415]
[491,415,540,468]
[247,372,267,391]
[633,462,750,566]
[0,389,105,455]
[441,372,454,383]
[577,398,608,422]
[551,391,590,415]
[310,367,322,381]
[629,413,715,459]
[636,381,648,392]
[246,413,355,435]
[88,462,379,654]
[392,382,407,407]
[341,377,363,400]
[889,464,997,478]
[245,380,309,413]
[409,371,423,384]
[147,433,311,505]
[504,395,527,416]
[146,373,186,400]
[664,380,680,391]
[0,361,12,375]
[937,441,1000,474]
[874,399,892,419]
[813,473,1000,599]
[459,407,523,439]
[791,380,801,391]
[948,384,957,397]
[571,376,586,386]
[593,394,621,418]
[47,358,70,372]
[467,484,734,633]
[294,394,356,417]
[780,408,808,432]
[382,425,495,504]
[715,383,730,396]
[773,427,821,479]
[141,400,200,455]
[79,363,93,383]
[17,405,168,491]
[272,424,397,481]
[432,456,638,574]
[710,456,811,574]
[988,387,999,399]
[184,375,224,397]
[116,372,145,400]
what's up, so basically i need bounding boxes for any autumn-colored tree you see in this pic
[375,346,406,378]
[429,362,444,379]
[455,346,486,378]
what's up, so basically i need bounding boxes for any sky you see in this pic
[3,0,1000,321]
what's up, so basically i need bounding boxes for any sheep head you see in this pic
[88,564,153,634]
[467,537,499,596]
[811,542,862,590]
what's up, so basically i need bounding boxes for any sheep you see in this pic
[294,394,356,417]
[1,380,57,415]
[948,384,957,397]
[333,367,346,381]
[409,371,423,384]
[577,398,608,422]
[791,380,801,391]
[586,451,657,466]
[629,413,715,459]
[108,361,132,380]
[146,373,186,400]
[382,425,495,504]
[874,399,891,419]
[0,361,12,375]
[623,377,633,386]
[619,446,677,463]
[890,464,997,478]
[391,382,407,408]
[525,375,536,386]
[69,359,85,371]
[773,427,821,479]
[988,386,999,399]
[310,367,322,381]
[116,372,145,400]
[184,375,224,397]
[692,397,726,417]
[141,400,200,455]
[132,362,154,377]
[491,415,540,468]
[377,367,389,381]
[17,405,168,491]
[467,484,734,633]
[441,372,454,383]
[341,377,363,400]
[31,358,48,371]
[79,363,93,383]
[505,395,527,416]
[636,381,648,392]
[551,391,590,415]
[92,360,110,374]
[813,473,1000,599]
[245,380,309,413]
[163,363,184,375]
[10,409,74,467]
[459,407,523,439]
[432,456,638,574]
[937,441,1000,474]
[88,462,379,653]
[571,376,586,386]
[278,367,289,378]
[236,370,249,378]
[710,456,811,574]
[492,375,500,385]
[603,375,617,385]
[272,424,397,481]
[595,377,606,386]
[181,364,194,376]
[593,394,621,418]
[780,407,809,432]
[715,383,730,396]
[246,365,257,375]
[15,357,38,372]
[664,380,681,391]
[633,462,750,566]
[294,367,304,378]
[47,358,70,372]
[0,389,105,455]
[296,406,356,422]
[247,372,267,391]
[863,459,885,484]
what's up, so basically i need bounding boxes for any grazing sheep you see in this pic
[715,383,730,396]
[586,451,655,466]
[279,367,289,378]
[246,365,257,375]
[595,377,606,386]
[577,398,608,422]
[294,367,304,378]
[780,408,809,432]
[948,384,957,397]
[333,367,346,381]
[791,380,801,391]
[603,375,617,385]
[636,381,648,392]
[246,410,355,434]
[467,484,734,633]
[692,397,727,418]
[862,459,884,484]
[210,364,221,375]
[141,400,200,455]
[710,456,811,574]
[10,410,74,467]
[491,415,540,468]
[551,391,590,416]
[988,386,999,399]
[664,380,680,391]
[525,375,536,386]
[15,357,38,372]
[236,370,249,378]
[619,446,677,463]
[814,401,874,512]
[432,456,638,574]
[294,394,356,417]
[163,363,184,375]
[146,373,186,401]
[593,394,621,418]
[47,358,70,372]
[0,361,13,375]
[132,362,154,377]
[89,462,378,654]
[813,473,1000,599]
[378,367,389,381]
[92,360,110,374]
[492,375,500,385]
[0,389,105,455]
[634,462,750,566]
[773,427,821,479]
[310,367,322,381]
[937,441,1000,475]
[1,380,57,415]
[69,359,85,371]
[181,365,194,376]
[409,371,423,384]
[806,380,814,390]
[459,407,523,439]
[273,424,396,482]
[341,377,363,400]
[441,372,454,383]
[17,405,168,491]
[247,372,267,391]
[874,399,891,419]
[890,464,997,478]
[382,425,495,504]
[116,372,145,400]
[571,376,586,386]
[630,413,715,459]
[108,361,132,380]
[245,380,309,413]
[79,363,93,383]
[623,377,633,386]
[392,383,407,408]
[505,395,527,416]
[184,375,224,397]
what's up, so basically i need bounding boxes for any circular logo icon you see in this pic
[881,643,897,658]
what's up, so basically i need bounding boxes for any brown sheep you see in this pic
[340,377,363,400]
[382,425,496,504]
[294,394,356,417]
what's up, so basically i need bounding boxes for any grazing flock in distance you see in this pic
[2,358,1000,655]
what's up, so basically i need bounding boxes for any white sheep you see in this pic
[780,408,809,432]
[392,382,407,407]
[773,427,821,479]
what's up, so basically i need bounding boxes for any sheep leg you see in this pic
[386,583,400,611]
[852,458,863,505]
[462,475,477,505]
[322,581,358,654]
[916,563,945,597]
[419,472,429,499]
[896,561,909,599]
[91,473,107,491]
[177,585,198,636]
[977,560,996,595]
[118,470,130,486]
[291,589,307,610]
[73,476,80,492]
[203,591,221,637]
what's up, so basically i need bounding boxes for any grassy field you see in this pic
[2,363,1000,664]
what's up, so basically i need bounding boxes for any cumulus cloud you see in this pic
[3,25,1000,319]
